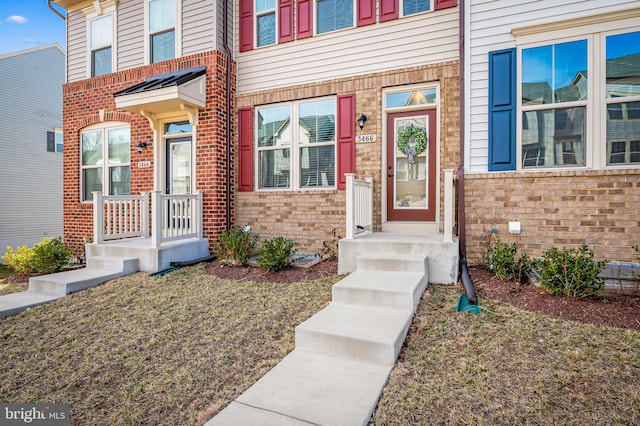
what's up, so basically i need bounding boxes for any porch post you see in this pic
[151,191,162,249]
[141,192,150,237]
[93,191,104,244]
[196,191,204,239]
[366,177,373,232]
[345,173,355,239]
[443,169,454,243]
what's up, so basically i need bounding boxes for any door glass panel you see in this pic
[169,142,191,194]
[394,116,428,209]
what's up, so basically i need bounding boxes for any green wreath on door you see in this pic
[397,126,427,164]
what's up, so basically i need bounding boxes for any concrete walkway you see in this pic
[0,256,138,319]
[206,252,429,425]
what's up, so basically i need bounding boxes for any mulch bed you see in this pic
[470,265,640,331]
[207,260,640,331]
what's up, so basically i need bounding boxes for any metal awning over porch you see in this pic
[113,66,207,116]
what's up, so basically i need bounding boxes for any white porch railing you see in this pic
[93,191,203,248]
[345,173,374,239]
[443,169,457,243]
[343,170,457,242]
[93,192,149,243]
[150,191,203,248]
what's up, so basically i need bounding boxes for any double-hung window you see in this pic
[521,39,588,168]
[256,98,336,189]
[256,0,276,47]
[403,0,430,16]
[605,31,640,165]
[89,14,113,77]
[81,124,131,201]
[317,0,353,34]
[149,0,176,63]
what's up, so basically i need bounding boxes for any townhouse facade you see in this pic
[463,0,640,264]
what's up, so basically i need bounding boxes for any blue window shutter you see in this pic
[488,48,516,171]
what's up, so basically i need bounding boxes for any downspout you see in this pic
[222,0,233,230]
[48,0,66,20]
[457,0,477,305]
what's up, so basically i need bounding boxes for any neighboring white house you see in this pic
[0,44,65,257]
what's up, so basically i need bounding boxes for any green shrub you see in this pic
[31,237,74,274]
[215,225,258,266]
[488,237,533,283]
[258,236,298,273]
[536,244,607,298]
[2,245,36,275]
[2,237,73,275]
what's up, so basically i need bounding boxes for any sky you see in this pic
[0,0,66,55]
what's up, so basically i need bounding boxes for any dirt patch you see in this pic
[470,265,640,331]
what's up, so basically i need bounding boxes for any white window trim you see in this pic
[314,0,356,36]
[144,0,182,65]
[400,0,433,18]
[516,34,594,170]
[255,0,278,48]
[80,122,131,203]
[255,96,337,191]
[85,7,116,78]
[515,19,640,171]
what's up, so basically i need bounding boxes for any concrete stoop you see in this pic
[207,250,430,425]
[0,256,139,319]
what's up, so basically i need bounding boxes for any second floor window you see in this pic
[149,0,176,63]
[317,0,353,34]
[256,0,276,47]
[90,15,112,77]
[403,0,430,16]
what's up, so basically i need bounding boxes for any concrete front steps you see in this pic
[0,256,139,319]
[207,250,430,425]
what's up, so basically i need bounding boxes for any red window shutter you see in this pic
[238,108,254,191]
[240,0,253,52]
[357,0,376,26]
[434,0,457,10]
[379,0,398,22]
[279,0,294,42]
[337,94,355,190]
[297,0,313,39]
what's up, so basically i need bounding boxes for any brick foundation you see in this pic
[464,169,640,265]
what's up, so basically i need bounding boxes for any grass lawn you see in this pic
[0,263,14,281]
[372,285,640,425]
[1,265,639,425]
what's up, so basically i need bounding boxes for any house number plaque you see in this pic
[356,134,377,143]
[137,161,151,168]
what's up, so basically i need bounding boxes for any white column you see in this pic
[93,192,104,244]
[443,170,454,243]
[345,173,356,239]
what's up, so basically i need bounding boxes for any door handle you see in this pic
[387,173,394,177]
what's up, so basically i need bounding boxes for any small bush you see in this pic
[2,245,36,275]
[2,237,73,275]
[31,237,74,274]
[488,237,533,283]
[536,244,607,298]
[258,237,298,273]
[215,225,258,267]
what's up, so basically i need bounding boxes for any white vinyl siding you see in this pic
[67,10,87,82]
[465,0,640,173]
[65,0,225,83]
[0,45,65,256]
[236,6,459,94]
[117,0,145,70]
[182,0,215,56]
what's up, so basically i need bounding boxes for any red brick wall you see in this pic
[62,51,235,257]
